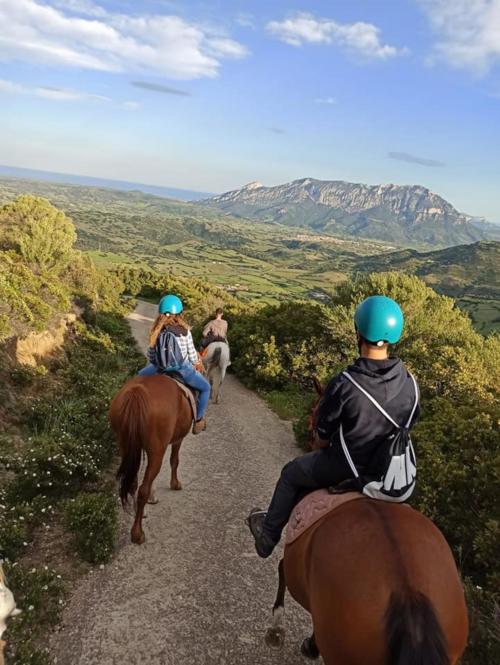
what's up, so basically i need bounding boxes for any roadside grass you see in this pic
[0,310,142,664]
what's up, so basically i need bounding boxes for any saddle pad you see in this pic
[285,489,365,546]
[168,377,197,422]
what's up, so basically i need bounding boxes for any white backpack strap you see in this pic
[339,424,360,479]
[342,371,399,428]
[405,373,419,428]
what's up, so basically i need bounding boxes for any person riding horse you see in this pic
[200,307,228,353]
[138,294,211,435]
[247,295,420,557]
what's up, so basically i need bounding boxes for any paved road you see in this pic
[51,300,310,665]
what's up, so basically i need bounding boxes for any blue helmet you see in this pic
[354,296,404,344]
[159,294,183,315]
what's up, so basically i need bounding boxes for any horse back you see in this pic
[109,375,192,443]
[284,499,468,665]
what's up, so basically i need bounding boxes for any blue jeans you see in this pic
[138,364,210,420]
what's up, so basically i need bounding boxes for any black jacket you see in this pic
[316,357,420,474]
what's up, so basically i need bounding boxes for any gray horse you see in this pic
[202,342,230,403]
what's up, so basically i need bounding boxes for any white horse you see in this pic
[0,564,21,665]
[203,342,230,404]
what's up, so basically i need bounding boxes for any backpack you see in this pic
[339,371,419,503]
[153,329,186,374]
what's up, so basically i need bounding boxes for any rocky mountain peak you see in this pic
[200,177,497,248]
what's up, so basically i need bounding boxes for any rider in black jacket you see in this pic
[247,295,420,558]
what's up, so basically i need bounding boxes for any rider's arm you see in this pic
[202,321,213,337]
[147,346,156,364]
[315,376,345,442]
[186,331,199,365]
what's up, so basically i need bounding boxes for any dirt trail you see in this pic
[51,300,309,665]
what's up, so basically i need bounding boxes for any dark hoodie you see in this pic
[316,357,420,475]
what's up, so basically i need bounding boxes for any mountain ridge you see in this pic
[201,177,500,248]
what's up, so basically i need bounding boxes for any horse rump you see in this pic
[114,383,149,506]
[385,591,449,665]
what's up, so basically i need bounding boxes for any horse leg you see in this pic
[212,368,222,404]
[170,440,183,491]
[131,447,164,544]
[301,634,320,660]
[265,559,286,648]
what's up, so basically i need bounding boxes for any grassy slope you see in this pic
[1,177,499,330]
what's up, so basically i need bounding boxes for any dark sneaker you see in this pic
[192,418,206,434]
[246,508,275,558]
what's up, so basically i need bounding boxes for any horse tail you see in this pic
[385,591,449,665]
[115,383,149,506]
[209,346,222,370]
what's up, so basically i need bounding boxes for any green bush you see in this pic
[463,580,500,665]
[3,563,65,665]
[10,364,48,387]
[63,492,118,564]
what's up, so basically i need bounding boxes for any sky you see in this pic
[0,0,500,219]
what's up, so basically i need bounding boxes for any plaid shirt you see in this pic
[147,330,198,366]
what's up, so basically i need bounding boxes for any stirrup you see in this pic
[246,508,266,537]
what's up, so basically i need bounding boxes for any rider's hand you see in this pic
[311,430,329,451]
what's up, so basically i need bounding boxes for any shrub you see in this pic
[0,195,76,275]
[3,563,65,665]
[63,492,118,564]
[463,580,500,665]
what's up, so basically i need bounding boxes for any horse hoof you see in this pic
[147,497,159,505]
[265,626,285,649]
[170,482,183,491]
[131,531,146,545]
[300,637,320,660]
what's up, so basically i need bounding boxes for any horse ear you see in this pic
[312,377,324,396]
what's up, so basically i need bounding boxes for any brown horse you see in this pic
[265,381,469,665]
[109,374,193,544]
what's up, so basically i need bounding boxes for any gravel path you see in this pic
[50,300,309,665]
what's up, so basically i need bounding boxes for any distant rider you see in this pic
[247,296,420,557]
[138,295,210,434]
[200,307,228,352]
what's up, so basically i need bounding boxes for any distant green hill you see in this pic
[354,241,500,333]
[1,176,498,332]
[0,176,391,303]
[357,241,499,297]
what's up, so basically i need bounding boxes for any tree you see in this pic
[0,195,76,275]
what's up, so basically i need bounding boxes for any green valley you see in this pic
[0,176,498,332]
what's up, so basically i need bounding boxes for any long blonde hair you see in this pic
[149,313,190,347]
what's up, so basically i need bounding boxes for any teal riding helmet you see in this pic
[159,294,183,315]
[354,296,404,344]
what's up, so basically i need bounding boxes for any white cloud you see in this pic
[235,13,255,29]
[0,78,137,108]
[419,0,500,74]
[267,12,406,59]
[37,86,111,102]
[315,96,336,105]
[51,0,107,17]
[122,100,140,110]
[0,79,26,94]
[0,0,248,79]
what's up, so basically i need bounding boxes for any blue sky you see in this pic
[1,0,500,219]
